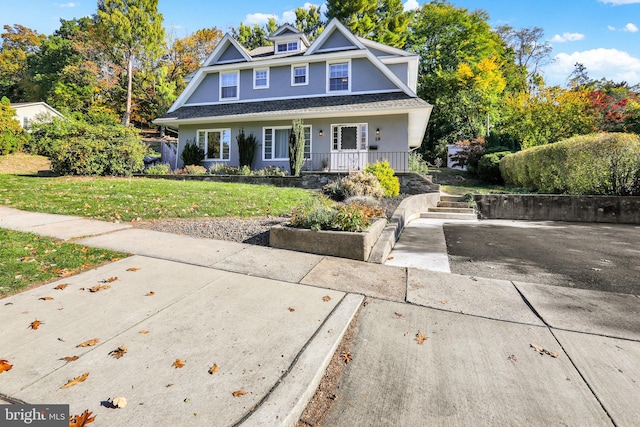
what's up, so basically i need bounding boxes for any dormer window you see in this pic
[277,41,299,53]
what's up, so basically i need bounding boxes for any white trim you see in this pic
[253,67,269,89]
[331,123,368,152]
[291,63,309,86]
[327,60,351,93]
[219,70,239,101]
[197,128,232,161]
[357,37,416,57]
[276,40,300,53]
[262,125,312,161]
[202,34,252,67]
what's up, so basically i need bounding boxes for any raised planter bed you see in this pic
[269,219,387,261]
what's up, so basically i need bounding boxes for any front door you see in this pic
[330,124,368,171]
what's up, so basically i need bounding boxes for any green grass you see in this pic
[0,175,316,222]
[0,228,126,297]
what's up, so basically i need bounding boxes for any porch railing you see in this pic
[302,151,409,173]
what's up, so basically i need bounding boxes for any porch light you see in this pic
[319,129,324,137]
[376,128,380,136]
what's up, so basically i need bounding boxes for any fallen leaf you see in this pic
[208,364,219,374]
[109,346,127,359]
[387,256,394,261]
[172,359,185,369]
[232,390,247,397]
[39,296,54,301]
[101,277,118,283]
[126,268,141,272]
[61,356,79,363]
[89,285,110,293]
[77,338,100,347]
[68,409,95,426]
[507,354,517,362]
[415,331,428,345]
[29,320,43,330]
[441,299,448,304]
[166,383,173,388]
[342,352,352,363]
[110,396,127,408]
[0,359,13,373]
[394,312,403,317]
[138,330,150,335]
[60,372,89,389]
[4,302,13,305]
[146,291,155,296]
[287,307,295,312]
[81,246,88,253]
[54,284,68,290]
[322,295,331,302]
[530,343,559,358]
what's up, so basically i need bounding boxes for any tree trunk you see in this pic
[122,55,133,126]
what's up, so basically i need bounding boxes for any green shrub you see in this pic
[145,163,171,175]
[477,151,511,184]
[29,117,145,176]
[184,165,207,175]
[0,97,29,155]
[290,198,336,231]
[500,133,640,195]
[253,166,288,176]
[181,140,204,166]
[364,160,400,197]
[408,152,429,174]
[333,204,370,231]
[209,164,251,175]
[323,171,385,201]
[289,198,382,232]
[237,128,256,168]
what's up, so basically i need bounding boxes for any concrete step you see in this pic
[428,207,475,214]
[439,195,466,203]
[420,212,478,220]
[437,201,470,208]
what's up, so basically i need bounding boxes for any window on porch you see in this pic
[263,126,312,160]
[197,129,231,160]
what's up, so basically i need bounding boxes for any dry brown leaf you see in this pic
[208,364,219,374]
[0,359,13,373]
[39,296,54,301]
[146,291,155,296]
[394,312,403,317]
[109,346,127,359]
[322,295,331,302]
[89,285,110,293]
[81,246,88,253]
[530,343,559,358]
[415,331,428,345]
[342,352,352,363]
[287,307,295,312]
[507,354,517,362]
[172,359,185,369]
[60,372,89,389]
[232,390,247,397]
[61,356,79,363]
[101,277,118,283]
[138,330,150,335]
[4,302,13,305]
[77,338,100,347]
[441,299,448,304]
[54,284,68,290]
[126,267,141,272]
[68,409,95,426]
[110,396,127,408]
[29,319,43,330]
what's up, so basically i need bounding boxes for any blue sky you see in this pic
[2,0,640,86]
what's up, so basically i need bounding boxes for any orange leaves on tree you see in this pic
[0,359,13,373]
[39,296,54,301]
[109,346,127,359]
[232,390,247,397]
[68,409,96,426]
[77,338,100,348]
[60,372,89,389]
[54,284,68,290]
[415,331,428,345]
[61,356,79,363]
[29,320,43,330]
[208,364,219,374]
[172,359,185,369]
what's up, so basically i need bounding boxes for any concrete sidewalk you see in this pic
[1,206,640,426]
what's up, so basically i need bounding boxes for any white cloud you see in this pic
[56,2,77,7]
[551,32,585,43]
[608,25,617,31]
[599,0,640,4]
[244,3,322,26]
[544,48,640,86]
[403,0,420,11]
[623,22,639,32]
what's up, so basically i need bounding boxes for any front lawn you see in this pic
[0,175,316,222]
[0,228,126,297]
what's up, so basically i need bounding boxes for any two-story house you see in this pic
[155,18,433,172]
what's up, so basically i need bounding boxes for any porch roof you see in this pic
[154,92,432,125]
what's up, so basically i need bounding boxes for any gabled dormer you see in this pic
[202,34,252,67]
[269,24,310,55]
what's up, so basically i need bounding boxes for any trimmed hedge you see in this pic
[500,133,640,195]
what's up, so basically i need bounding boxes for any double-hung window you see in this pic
[277,41,299,53]
[263,126,312,160]
[291,64,308,86]
[197,129,231,161]
[254,68,269,89]
[220,71,239,100]
[328,62,350,92]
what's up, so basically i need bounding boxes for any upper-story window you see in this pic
[220,71,239,100]
[328,62,350,92]
[254,68,269,89]
[291,64,308,86]
[277,41,299,53]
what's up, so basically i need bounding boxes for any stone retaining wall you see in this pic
[474,194,640,224]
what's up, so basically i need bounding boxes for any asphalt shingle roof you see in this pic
[159,92,430,122]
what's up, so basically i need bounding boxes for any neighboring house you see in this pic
[10,102,64,129]
[155,19,433,172]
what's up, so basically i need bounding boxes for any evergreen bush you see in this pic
[181,139,204,166]
[237,128,257,168]
[477,151,511,184]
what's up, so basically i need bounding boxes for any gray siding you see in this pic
[218,45,245,63]
[320,30,356,51]
[238,63,325,100]
[387,63,408,86]
[187,74,219,104]
[352,58,397,92]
